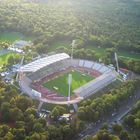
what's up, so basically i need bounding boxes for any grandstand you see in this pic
[19,53,118,105]
[74,72,117,98]
[20,53,70,72]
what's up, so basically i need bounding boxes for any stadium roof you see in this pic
[20,53,70,72]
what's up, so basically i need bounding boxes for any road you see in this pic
[75,88,140,140]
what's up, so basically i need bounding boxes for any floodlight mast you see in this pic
[71,40,75,59]
[16,56,24,82]
[114,52,119,72]
[68,74,72,102]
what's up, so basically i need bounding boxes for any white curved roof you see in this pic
[20,53,70,72]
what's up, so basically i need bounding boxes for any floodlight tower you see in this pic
[71,40,75,59]
[16,56,24,82]
[68,74,72,102]
[114,52,119,72]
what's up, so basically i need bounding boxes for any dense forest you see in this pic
[0,0,140,140]
[83,99,140,140]
[0,78,84,140]
[0,0,140,52]
[0,0,140,73]
[0,78,139,140]
[78,80,140,122]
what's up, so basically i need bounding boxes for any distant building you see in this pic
[59,114,72,121]
[8,40,33,53]
[12,40,33,49]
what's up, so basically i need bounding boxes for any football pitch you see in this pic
[43,70,94,96]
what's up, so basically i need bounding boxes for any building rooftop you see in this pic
[12,40,32,48]
[20,53,70,72]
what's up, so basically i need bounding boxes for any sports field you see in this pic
[87,45,140,60]
[51,41,140,60]
[0,52,14,66]
[0,32,33,43]
[43,70,94,96]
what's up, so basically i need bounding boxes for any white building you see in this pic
[8,40,33,53]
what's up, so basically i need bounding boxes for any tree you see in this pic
[36,44,48,54]
[37,118,46,128]
[83,135,93,140]
[27,132,41,140]
[15,96,33,112]
[33,122,43,133]
[0,125,9,137]
[15,121,25,129]
[124,115,135,129]
[24,108,37,117]
[47,125,63,140]
[101,123,109,130]
[7,55,14,66]
[119,131,130,140]
[3,132,14,140]
[62,125,73,140]
[93,130,120,140]
[50,108,60,120]
[0,102,10,113]
[0,102,11,122]
[112,124,123,135]
[76,120,85,132]
[12,128,26,140]
[10,108,24,121]
[51,106,66,120]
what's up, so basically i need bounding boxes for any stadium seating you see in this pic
[28,60,68,81]
[19,55,117,103]
[74,73,116,98]
[92,62,101,70]
[79,60,85,67]
[28,58,113,81]
[70,59,79,67]
[98,65,109,73]
[84,61,93,68]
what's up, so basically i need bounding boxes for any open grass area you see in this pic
[43,70,94,96]
[50,42,140,60]
[86,45,140,60]
[0,52,20,66]
[118,51,140,60]
[0,32,33,43]
[49,40,71,52]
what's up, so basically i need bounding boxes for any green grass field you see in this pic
[51,41,140,60]
[0,32,33,43]
[0,52,21,66]
[86,45,140,60]
[43,70,94,96]
[49,41,71,52]
[118,51,140,60]
[0,53,13,66]
[0,32,33,66]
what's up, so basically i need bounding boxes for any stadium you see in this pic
[19,53,118,105]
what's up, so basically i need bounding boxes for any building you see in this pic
[12,40,33,49]
[8,40,33,53]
